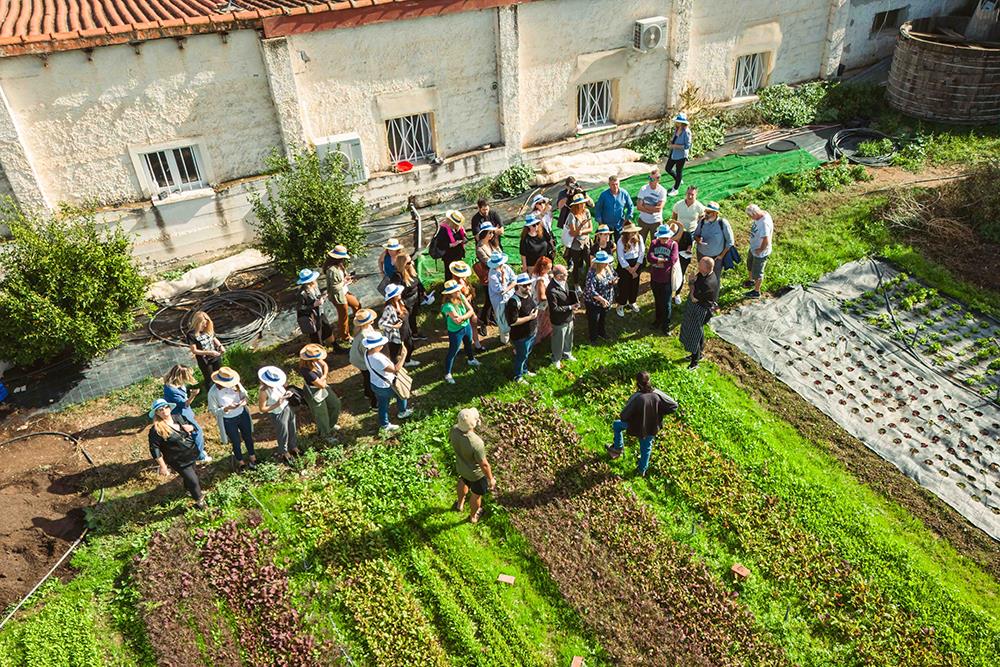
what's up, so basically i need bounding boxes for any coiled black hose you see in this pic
[148,289,278,348]
[829,128,899,167]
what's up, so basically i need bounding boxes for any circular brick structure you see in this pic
[887,17,1000,125]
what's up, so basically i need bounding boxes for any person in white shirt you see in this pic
[207,367,256,471]
[486,252,517,344]
[530,193,554,234]
[636,169,668,246]
[364,333,413,432]
[670,185,706,304]
[615,223,646,317]
[744,203,774,299]
[256,366,299,464]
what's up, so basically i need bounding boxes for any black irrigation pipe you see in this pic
[148,290,278,348]
[829,128,899,167]
[0,431,104,630]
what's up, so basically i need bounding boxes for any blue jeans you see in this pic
[512,335,536,379]
[178,406,207,460]
[612,419,654,474]
[445,324,474,375]
[223,409,255,462]
[373,384,407,428]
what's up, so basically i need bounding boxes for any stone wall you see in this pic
[840,0,969,71]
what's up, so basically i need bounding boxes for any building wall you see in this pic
[0,31,282,206]
[290,9,503,172]
[517,0,673,147]
[840,0,970,70]
[688,0,835,102]
[0,166,12,201]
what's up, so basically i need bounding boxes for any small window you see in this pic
[577,80,614,131]
[140,146,206,199]
[871,8,906,36]
[733,52,767,98]
[385,113,435,164]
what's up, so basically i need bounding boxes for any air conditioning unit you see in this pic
[633,16,668,52]
[314,132,368,184]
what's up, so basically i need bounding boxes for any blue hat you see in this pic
[673,113,689,124]
[478,222,496,236]
[296,268,319,284]
[705,201,721,213]
[514,272,533,285]
[384,283,404,301]
[655,224,673,239]
[486,251,509,269]
[524,213,540,226]
[148,398,176,419]
[593,250,614,264]
[363,333,389,349]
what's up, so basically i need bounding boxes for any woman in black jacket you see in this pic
[519,214,554,272]
[148,398,206,508]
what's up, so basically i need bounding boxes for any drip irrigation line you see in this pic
[148,289,278,348]
[0,431,104,631]
[829,128,899,166]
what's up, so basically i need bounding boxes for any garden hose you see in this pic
[829,128,899,167]
[148,289,278,348]
[0,431,103,631]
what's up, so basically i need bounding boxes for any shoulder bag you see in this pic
[366,354,413,400]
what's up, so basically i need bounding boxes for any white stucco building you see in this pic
[0,0,970,265]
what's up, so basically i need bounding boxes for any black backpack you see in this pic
[428,224,448,260]
[286,386,306,408]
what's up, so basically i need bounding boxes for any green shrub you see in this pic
[251,148,366,274]
[0,200,147,367]
[855,138,896,158]
[491,164,535,198]
[459,177,494,204]
[754,82,827,127]
[817,82,886,122]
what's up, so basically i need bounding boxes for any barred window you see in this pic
[733,52,767,98]
[577,80,613,131]
[385,113,435,164]
[140,146,206,199]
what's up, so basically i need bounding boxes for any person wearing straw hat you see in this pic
[378,237,404,293]
[436,210,469,282]
[594,174,634,241]
[364,333,413,432]
[546,263,579,369]
[474,224,501,334]
[692,202,734,278]
[487,251,517,344]
[148,398,206,508]
[162,365,211,463]
[450,261,486,351]
[636,168,668,246]
[615,222,646,317]
[584,250,617,342]
[440,280,482,384]
[680,257,720,370]
[297,344,342,444]
[590,223,615,260]
[562,191,594,288]
[450,407,495,524]
[296,268,335,346]
[519,213,554,273]
[349,309,380,410]
[530,193,554,233]
[665,113,692,196]
[647,224,680,333]
[256,366,299,463]
[606,371,678,477]
[380,283,418,367]
[505,272,539,383]
[393,251,430,342]
[323,245,361,350]
[207,367,257,471]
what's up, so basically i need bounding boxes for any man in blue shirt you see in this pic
[594,175,634,240]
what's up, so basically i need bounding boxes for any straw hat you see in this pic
[442,280,463,295]
[257,366,287,387]
[456,407,480,432]
[384,283,404,301]
[296,268,319,285]
[621,222,642,234]
[705,201,721,213]
[299,344,327,361]
[449,261,472,278]
[570,192,588,207]
[514,272,534,286]
[445,210,465,225]
[363,333,389,349]
[595,224,611,235]
[383,238,403,251]
[148,398,175,418]
[327,245,350,260]
[211,367,241,388]
[354,308,376,326]
[530,194,550,207]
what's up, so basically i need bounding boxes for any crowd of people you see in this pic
[146,123,774,514]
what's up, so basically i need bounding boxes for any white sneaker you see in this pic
[630,303,640,313]
[553,361,562,369]
[398,408,414,419]
[616,306,625,318]
[468,358,481,367]
[524,370,537,377]
[382,423,400,432]
[516,377,529,385]
[444,374,455,384]
[197,455,213,464]
[667,188,679,196]
[404,359,421,368]
[673,295,682,305]
[564,353,577,362]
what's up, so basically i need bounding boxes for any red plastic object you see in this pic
[396,160,414,172]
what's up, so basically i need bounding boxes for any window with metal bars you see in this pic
[577,80,614,131]
[733,52,767,98]
[385,113,435,164]
[140,146,206,199]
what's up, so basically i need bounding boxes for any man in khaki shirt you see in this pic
[450,407,496,524]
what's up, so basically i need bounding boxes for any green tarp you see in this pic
[416,149,821,285]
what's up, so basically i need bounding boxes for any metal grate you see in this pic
[141,146,205,198]
[577,80,613,130]
[386,113,435,164]
[733,52,766,98]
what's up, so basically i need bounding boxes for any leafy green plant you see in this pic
[855,138,896,158]
[251,148,366,274]
[458,177,494,204]
[0,199,147,366]
[753,82,828,127]
[491,164,535,198]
